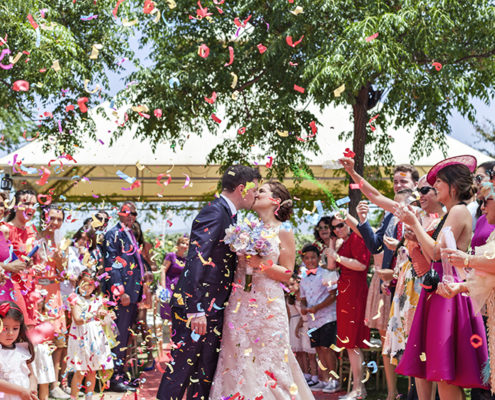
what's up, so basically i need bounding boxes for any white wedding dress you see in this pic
[209,227,315,400]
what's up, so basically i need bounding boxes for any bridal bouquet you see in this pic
[224,215,278,292]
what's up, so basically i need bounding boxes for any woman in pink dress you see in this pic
[0,192,29,305]
[394,156,488,400]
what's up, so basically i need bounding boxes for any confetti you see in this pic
[205,92,217,104]
[366,32,379,42]
[419,352,426,362]
[211,113,222,124]
[182,174,191,188]
[265,156,274,168]
[77,97,89,113]
[230,72,238,88]
[334,83,345,97]
[89,44,103,60]
[113,0,126,18]
[293,84,305,93]
[12,80,29,92]
[343,148,355,158]
[317,359,327,371]
[286,35,304,47]
[432,62,443,71]
[224,46,234,66]
[27,14,39,30]
[368,114,379,131]
[470,334,483,349]
[257,43,267,54]
[290,6,304,15]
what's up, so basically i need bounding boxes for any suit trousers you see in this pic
[157,307,224,400]
[111,302,138,383]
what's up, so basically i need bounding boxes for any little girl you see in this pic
[286,274,318,386]
[66,273,114,400]
[0,301,37,400]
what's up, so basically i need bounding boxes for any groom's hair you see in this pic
[222,165,261,192]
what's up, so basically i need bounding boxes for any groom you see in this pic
[157,165,261,400]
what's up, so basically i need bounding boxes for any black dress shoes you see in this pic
[109,382,137,392]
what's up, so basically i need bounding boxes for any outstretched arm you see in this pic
[340,157,398,213]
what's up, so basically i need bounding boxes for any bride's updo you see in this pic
[267,180,293,222]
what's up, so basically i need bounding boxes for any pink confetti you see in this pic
[366,32,379,42]
[182,174,191,188]
[224,46,234,66]
[286,35,304,48]
[257,43,267,54]
[293,84,305,93]
[205,92,217,104]
[198,44,210,58]
[432,62,443,71]
[211,113,221,124]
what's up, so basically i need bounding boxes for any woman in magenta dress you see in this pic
[160,236,189,320]
[394,156,488,400]
[326,215,371,399]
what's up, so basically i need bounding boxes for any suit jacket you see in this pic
[103,222,146,304]
[357,212,398,270]
[171,197,237,315]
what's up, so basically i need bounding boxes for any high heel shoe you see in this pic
[338,389,367,400]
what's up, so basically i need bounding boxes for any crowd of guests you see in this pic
[285,155,495,400]
[0,193,189,400]
[3,153,495,400]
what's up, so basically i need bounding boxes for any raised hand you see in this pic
[356,201,369,224]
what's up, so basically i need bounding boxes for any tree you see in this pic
[117,0,495,213]
[0,0,134,151]
[475,118,495,156]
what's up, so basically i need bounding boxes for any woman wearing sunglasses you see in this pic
[471,162,495,249]
[325,215,371,399]
[340,157,445,399]
[393,156,488,399]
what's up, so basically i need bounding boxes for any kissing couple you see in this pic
[157,165,315,400]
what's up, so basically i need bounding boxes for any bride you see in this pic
[209,181,315,400]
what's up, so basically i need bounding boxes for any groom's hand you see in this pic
[191,315,207,336]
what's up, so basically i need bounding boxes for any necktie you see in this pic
[129,231,145,280]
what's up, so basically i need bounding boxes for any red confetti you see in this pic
[143,0,155,14]
[12,80,29,92]
[257,43,267,54]
[286,35,304,48]
[65,104,75,112]
[237,127,246,135]
[36,167,51,186]
[366,32,379,42]
[343,148,355,158]
[293,84,305,93]
[470,334,483,349]
[113,0,126,17]
[198,44,210,58]
[37,194,52,205]
[204,91,217,104]
[27,14,39,30]
[368,114,379,131]
[432,62,443,71]
[309,120,317,135]
[234,15,252,28]
[265,156,274,168]
[211,113,221,124]
[154,108,162,118]
[77,97,89,113]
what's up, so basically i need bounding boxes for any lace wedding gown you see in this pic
[209,227,314,400]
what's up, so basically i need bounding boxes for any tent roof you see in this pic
[0,104,491,202]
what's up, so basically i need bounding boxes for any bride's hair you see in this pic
[267,180,293,222]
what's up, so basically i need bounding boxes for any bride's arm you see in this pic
[261,229,295,283]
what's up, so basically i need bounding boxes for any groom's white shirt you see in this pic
[188,194,237,320]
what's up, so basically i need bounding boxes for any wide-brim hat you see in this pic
[426,155,477,185]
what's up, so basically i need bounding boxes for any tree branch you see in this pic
[236,69,267,92]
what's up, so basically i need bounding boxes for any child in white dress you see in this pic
[0,301,37,400]
[286,274,318,385]
[66,273,114,400]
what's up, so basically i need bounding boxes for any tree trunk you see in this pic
[349,84,370,218]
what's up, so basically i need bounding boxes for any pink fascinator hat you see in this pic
[426,155,477,185]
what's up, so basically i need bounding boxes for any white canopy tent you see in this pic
[0,103,491,202]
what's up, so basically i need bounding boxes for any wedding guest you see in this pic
[395,155,488,400]
[299,244,339,394]
[104,202,146,393]
[37,206,70,399]
[0,193,29,305]
[326,215,371,400]
[160,236,189,323]
[340,159,419,400]
[5,189,40,326]
[471,162,495,248]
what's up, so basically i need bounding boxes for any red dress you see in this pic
[336,232,371,348]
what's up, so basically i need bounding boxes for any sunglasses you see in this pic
[316,225,330,231]
[475,170,495,184]
[418,186,435,195]
[331,222,345,230]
